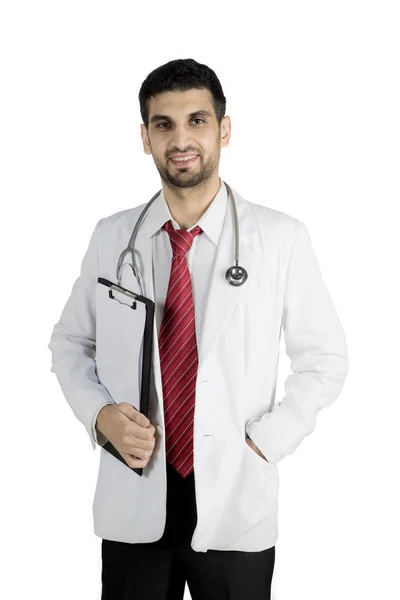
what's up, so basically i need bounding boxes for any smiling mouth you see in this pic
[169,155,199,167]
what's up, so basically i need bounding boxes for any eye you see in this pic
[156,118,205,129]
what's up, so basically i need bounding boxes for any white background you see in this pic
[1,1,399,598]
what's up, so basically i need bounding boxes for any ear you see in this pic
[140,123,152,155]
[220,115,231,148]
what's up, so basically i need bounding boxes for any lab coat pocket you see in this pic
[244,436,271,470]
[228,439,273,523]
[240,438,277,523]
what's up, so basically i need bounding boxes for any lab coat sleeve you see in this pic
[245,220,349,464]
[48,218,115,450]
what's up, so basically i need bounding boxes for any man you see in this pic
[48,58,349,599]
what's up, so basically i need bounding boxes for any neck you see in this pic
[162,174,222,230]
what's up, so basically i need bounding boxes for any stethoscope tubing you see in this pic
[116,180,245,295]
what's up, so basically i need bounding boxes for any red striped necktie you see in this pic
[158,219,203,479]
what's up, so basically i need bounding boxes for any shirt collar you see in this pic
[146,178,228,246]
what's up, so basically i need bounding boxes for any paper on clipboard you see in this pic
[96,276,155,476]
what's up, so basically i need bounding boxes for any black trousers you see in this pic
[101,461,275,599]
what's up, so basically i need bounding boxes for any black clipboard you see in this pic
[97,277,155,477]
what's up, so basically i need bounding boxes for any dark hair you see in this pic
[138,58,226,130]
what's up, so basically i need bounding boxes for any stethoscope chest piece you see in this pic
[225,265,248,286]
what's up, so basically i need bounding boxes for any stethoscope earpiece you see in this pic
[225,265,248,287]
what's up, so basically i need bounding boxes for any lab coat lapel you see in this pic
[196,188,260,379]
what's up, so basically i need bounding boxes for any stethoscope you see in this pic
[116,180,248,297]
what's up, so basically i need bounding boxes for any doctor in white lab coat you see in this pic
[48,83,349,561]
[48,175,349,554]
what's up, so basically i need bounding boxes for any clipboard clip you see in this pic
[108,289,137,310]
[98,276,138,309]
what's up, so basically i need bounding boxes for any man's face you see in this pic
[141,88,230,189]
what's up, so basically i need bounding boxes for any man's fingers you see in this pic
[120,452,148,469]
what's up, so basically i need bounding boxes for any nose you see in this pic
[170,125,195,154]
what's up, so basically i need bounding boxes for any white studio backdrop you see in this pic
[1,1,399,599]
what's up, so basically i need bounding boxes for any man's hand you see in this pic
[246,437,269,462]
[96,403,157,468]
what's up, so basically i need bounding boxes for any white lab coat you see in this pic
[48,185,349,553]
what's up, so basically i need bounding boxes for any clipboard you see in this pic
[97,277,155,477]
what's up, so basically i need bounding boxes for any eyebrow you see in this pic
[150,110,212,124]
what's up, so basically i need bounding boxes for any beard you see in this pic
[151,146,220,190]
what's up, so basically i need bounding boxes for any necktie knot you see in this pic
[162,220,203,257]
